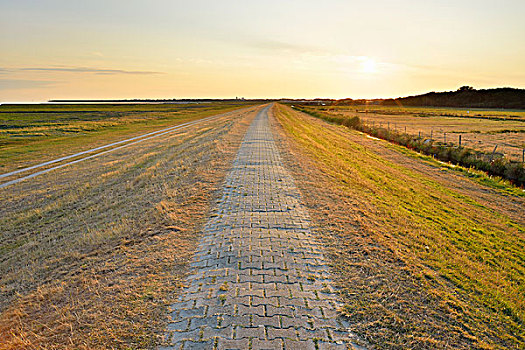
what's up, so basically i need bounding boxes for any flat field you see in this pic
[273,104,525,349]
[306,105,525,161]
[0,102,252,174]
[0,105,259,349]
[2,102,524,349]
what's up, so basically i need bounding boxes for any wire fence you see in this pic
[368,121,525,163]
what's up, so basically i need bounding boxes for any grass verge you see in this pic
[272,104,524,349]
[294,105,525,188]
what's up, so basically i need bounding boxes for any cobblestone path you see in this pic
[163,106,364,350]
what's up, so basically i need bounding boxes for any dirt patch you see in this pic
[0,107,259,349]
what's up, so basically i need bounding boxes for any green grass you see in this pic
[0,102,253,173]
[388,142,525,198]
[295,105,525,187]
[276,104,525,349]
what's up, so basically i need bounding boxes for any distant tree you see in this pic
[379,87,525,109]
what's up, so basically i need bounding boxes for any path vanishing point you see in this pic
[162,106,366,350]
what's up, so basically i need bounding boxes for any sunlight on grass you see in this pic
[275,104,525,349]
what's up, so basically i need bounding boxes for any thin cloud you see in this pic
[248,39,318,54]
[19,67,162,75]
[0,79,57,90]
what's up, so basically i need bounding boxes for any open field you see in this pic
[305,105,525,162]
[334,104,525,120]
[1,102,524,349]
[0,102,254,174]
[273,104,525,349]
[0,106,259,349]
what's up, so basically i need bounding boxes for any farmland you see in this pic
[0,102,253,174]
[305,105,525,162]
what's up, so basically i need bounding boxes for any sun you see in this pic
[360,57,377,74]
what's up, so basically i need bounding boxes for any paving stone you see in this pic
[265,288,291,298]
[265,304,294,317]
[267,327,298,340]
[159,342,183,350]
[217,338,250,350]
[283,339,316,350]
[251,338,284,350]
[178,307,206,319]
[238,304,265,316]
[297,327,330,341]
[170,329,201,343]
[201,326,232,340]
[181,340,215,350]
[166,319,190,332]
[293,306,325,318]
[251,296,279,306]
[235,325,265,340]
[317,341,348,350]
[218,315,251,328]
[280,316,312,329]
[251,315,281,328]
[164,107,366,349]
[188,317,218,330]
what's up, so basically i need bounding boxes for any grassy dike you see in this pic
[273,104,524,349]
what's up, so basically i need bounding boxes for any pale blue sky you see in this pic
[1,0,524,101]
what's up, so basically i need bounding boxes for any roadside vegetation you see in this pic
[0,102,252,174]
[273,104,525,349]
[0,107,257,349]
[301,104,525,160]
[294,105,525,187]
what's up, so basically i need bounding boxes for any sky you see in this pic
[1,0,524,101]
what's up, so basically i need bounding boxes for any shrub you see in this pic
[505,162,525,183]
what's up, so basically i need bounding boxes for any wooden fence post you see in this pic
[490,145,498,162]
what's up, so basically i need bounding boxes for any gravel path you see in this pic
[163,106,364,350]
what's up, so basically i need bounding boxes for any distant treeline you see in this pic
[285,87,525,109]
[382,87,525,109]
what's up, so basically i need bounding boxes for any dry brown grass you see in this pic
[0,107,259,349]
[272,104,525,349]
[308,106,525,161]
[0,102,252,174]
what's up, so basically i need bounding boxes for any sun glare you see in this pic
[360,57,377,74]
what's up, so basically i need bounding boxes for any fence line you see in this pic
[363,122,525,163]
